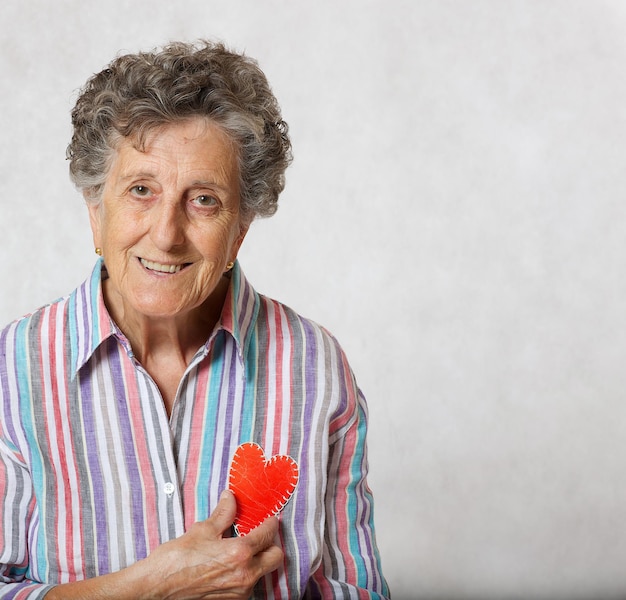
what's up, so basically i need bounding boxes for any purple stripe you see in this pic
[295,317,317,587]
[78,366,109,575]
[0,326,20,447]
[217,341,240,492]
[106,347,147,559]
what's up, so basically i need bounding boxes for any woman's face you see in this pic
[88,118,247,321]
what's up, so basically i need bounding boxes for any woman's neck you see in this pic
[102,275,229,367]
[102,276,230,417]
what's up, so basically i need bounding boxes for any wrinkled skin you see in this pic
[46,490,283,600]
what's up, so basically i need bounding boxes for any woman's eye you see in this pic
[193,194,218,207]
[130,185,151,197]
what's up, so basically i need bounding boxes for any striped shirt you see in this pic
[0,259,389,599]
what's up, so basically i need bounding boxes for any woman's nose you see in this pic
[149,200,186,250]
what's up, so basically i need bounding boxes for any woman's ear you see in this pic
[85,196,103,251]
[229,225,249,264]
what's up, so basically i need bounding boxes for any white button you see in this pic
[163,482,175,496]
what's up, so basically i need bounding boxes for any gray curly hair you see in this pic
[67,40,292,225]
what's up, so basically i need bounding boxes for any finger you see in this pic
[205,489,237,537]
[246,519,283,578]
[254,540,284,575]
[243,516,279,552]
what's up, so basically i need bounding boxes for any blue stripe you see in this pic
[196,333,226,518]
[13,317,49,578]
[347,403,369,587]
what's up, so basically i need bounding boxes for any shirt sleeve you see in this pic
[306,387,390,599]
[0,437,53,599]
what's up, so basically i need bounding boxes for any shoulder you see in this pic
[255,292,345,354]
[0,261,102,361]
[0,293,72,345]
[232,263,345,359]
[252,292,359,394]
[252,293,364,429]
[0,294,74,396]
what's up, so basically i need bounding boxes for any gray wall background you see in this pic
[1,1,625,598]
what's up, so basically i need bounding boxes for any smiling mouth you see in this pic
[140,258,189,274]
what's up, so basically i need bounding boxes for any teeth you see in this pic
[140,259,184,274]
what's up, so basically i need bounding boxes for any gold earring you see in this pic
[225,261,234,271]
[95,248,102,256]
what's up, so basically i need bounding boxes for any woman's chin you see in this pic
[116,289,199,321]
[132,301,196,320]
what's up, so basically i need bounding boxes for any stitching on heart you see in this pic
[228,442,299,536]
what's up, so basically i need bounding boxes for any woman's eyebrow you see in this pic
[189,179,231,191]
[118,171,157,182]
[117,172,232,193]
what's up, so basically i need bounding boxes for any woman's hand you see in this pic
[143,489,282,599]
[45,490,283,600]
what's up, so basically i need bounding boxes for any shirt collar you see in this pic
[70,258,260,376]
[70,259,118,376]
[211,260,261,362]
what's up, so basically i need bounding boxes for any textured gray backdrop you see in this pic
[1,1,625,598]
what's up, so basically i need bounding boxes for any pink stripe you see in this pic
[48,304,75,579]
[270,304,285,453]
[121,354,161,552]
[334,419,360,584]
[183,365,209,528]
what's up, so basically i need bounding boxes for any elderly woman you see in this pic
[0,41,388,599]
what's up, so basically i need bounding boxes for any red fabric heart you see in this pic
[228,442,299,536]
